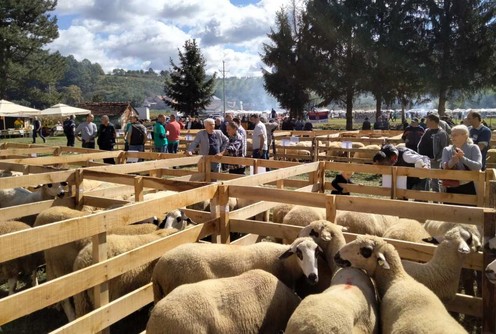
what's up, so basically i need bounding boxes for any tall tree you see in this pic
[164,39,216,116]
[0,0,59,101]
[304,0,368,130]
[261,6,312,119]
[424,0,496,115]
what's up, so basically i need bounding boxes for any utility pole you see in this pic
[222,60,226,117]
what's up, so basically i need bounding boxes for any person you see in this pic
[97,115,116,164]
[190,117,203,129]
[401,118,424,152]
[362,117,371,130]
[153,114,168,153]
[271,108,277,120]
[14,118,23,130]
[373,144,431,190]
[185,118,229,172]
[281,116,294,130]
[331,171,354,195]
[63,115,76,147]
[264,118,278,158]
[126,115,147,152]
[419,118,427,130]
[251,114,268,160]
[32,116,45,144]
[220,113,233,137]
[417,113,449,192]
[214,117,222,130]
[166,114,181,154]
[75,114,97,148]
[223,121,245,174]
[441,125,482,195]
[466,111,491,170]
[295,118,304,131]
[303,120,313,131]
[233,117,247,157]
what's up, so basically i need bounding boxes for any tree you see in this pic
[424,0,496,115]
[0,0,59,101]
[164,39,216,116]
[261,6,312,119]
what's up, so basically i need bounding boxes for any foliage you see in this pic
[0,0,60,106]
[58,55,104,100]
[261,6,312,119]
[164,39,216,116]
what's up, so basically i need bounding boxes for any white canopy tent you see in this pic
[0,99,41,129]
[41,103,91,116]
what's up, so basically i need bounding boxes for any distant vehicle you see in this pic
[307,109,330,123]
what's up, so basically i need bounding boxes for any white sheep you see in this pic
[73,229,178,317]
[147,269,301,334]
[485,258,496,284]
[285,267,379,334]
[0,182,67,208]
[423,220,482,252]
[271,203,295,224]
[0,221,44,295]
[335,210,399,236]
[295,220,347,297]
[151,237,322,304]
[383,218,430,243]
[282,206,326,228]
[402,226,475,302]
[334,235,467,333]
[352,144,381,160]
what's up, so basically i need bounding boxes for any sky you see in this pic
[49,0,291,78]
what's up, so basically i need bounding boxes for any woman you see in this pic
[441,125,482,195]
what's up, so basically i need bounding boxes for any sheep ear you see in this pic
[186,217,197,225]
[34,185,42,189]
[320,229,332,241]
[458,240,471,254]
[377,252,390,270]
[279,248,294,260]
[422,237,440,245]
[339,226,349,232]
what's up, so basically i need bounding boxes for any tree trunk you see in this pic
[438,88,447,116]
[346,89,353,130]
[375,96,382,121]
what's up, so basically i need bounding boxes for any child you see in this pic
[331,171,354,195]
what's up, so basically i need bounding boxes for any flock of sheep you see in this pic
[0,174,495,333]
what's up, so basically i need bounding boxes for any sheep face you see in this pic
[279,237,321,285]
[485,259,496,284]
[422,226,472,255]
[37,182,68,198]
[299,220,346,242]
[159,210,195,230]
[486,236,496,252]
[334,235,391,275]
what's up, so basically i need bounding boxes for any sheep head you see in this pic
[422,226,474,254]
[279,237,322,285]
[159,209,195,230]
[485,259,496,285]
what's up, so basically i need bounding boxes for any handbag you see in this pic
[441,152,469,187]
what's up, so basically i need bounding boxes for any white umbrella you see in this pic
[0,99,41,129]
[41,103,91,116]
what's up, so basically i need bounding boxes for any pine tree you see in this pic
[261,8,312,119]
[0,0,59,102]
[164,39,216,117]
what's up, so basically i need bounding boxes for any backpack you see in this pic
[63,119,73,134]
[130,124,145,145]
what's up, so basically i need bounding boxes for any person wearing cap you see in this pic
[417,113,449,192]
[401,118,424,152]
[373,144,431,190]
[362,117,371,130]
[466,111,491,170]
[250,114,268,160]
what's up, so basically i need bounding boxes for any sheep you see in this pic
[485,258,496,284]
[402,226,475,302]
[334,235,467,333]
[383,218,430,243]
[151,237,322,304]
[423,220,482,252]
[271,203,295,224]
[353,144,381,160]
[335,210,399,236]
[285,267,379,334]
[73,229,178,317]
[0,182,67,209]
[147,269,301,334]
[157,209,195,230]
[282,206,326,228]
[295,220,347,297]
[0,221,44,295]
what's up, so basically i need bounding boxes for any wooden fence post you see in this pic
[482,209,496,334]
[325,194,337,223]
[218,185,230,243]
[134,176,144,202]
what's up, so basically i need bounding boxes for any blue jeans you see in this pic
[155,145,167,153]
[252,149,268,159]
[167,141,179,154]
[128,144,144,152]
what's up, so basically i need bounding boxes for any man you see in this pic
[362,117,371,130]
[251,114,268,160]
[166,114,181,154]
[75,114,97,148]
[126,115,147,152]
[223,121,245,174]
[63,115,76,147]
[96,115,116,164]
[185,118,229,172]
[233,117,247,157]
[417,113,449,192]
[153,114,168,153]
[401,118,424,152]
[32,116,45,144]
[373,144,431,190]
[220,113,233,137]
[467,111,491,170]
[264,118,279,157]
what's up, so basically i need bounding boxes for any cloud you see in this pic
[50,0,288,77]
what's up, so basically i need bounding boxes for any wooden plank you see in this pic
[230,233,260,245]
[325,183,391,197]
[228,186,327,208]
[51,284,153,334]
[0,223,214,325]
[85,156,203,174]
[0,184,219,262]
[0,147,58,156]
[445,293,482,317]
[230,219,302,241]
[2,151,120,166]
[82,196,130,209]
[482,210,496,333]
[0,170,74,189]
[0,197,75,221]
[396,189,478,206]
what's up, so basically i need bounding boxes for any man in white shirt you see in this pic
[250,114,268,159]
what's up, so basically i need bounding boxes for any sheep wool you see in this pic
[383,218,430,243]
[335,210,399,236]
[285,268,378,334]
[147,269,301,334]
